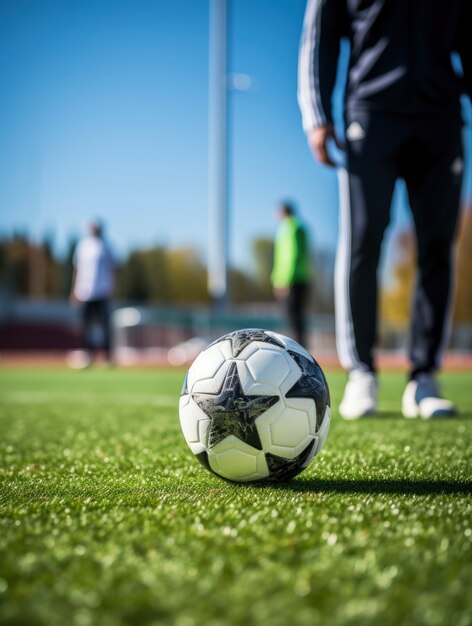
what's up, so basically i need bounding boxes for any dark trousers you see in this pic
[336,112,463,378]
[82,299,112,359]
[287,282,309,348]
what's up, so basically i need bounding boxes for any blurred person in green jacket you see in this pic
[271,202,312,348]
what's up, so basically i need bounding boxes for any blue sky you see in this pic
[0,0,471,271]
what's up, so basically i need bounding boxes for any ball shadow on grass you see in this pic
[272,477,472,496]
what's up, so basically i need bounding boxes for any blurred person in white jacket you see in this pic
[70,220,116,365]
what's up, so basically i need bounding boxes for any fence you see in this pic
[0,298,470,365]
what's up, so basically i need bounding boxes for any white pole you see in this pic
[208,0,228,306]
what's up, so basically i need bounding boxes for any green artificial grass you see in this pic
[0,367,471,626]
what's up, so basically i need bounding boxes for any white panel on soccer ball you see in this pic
[191,359,231,394]
[278,358,304,397]
[210,449,255,481]
[187,440,206,455]
[283,396,317,435]
[187,343,227,393]
[236,359,255,396]
[317,406,331,452]
[197,417,210,447]
[180,392,190,408]
[208,435,269,482]
[255,401,285,450]
[243,345,291,395]
[266,439,313,460]
[218,339,235,360]
[270,408,311,450]
[179,397,210,443]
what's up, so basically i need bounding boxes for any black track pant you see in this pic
[335,113,463,378]
[287,282,309,348]
[82,299,112,359]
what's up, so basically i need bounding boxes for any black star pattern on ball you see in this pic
[286,350,330,430]
[206,328,285,358]
[192,361,279,450]
[265,439,315,482]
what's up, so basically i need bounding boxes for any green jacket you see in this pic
[271,216,311,288]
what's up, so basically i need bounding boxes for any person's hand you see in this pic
[308,124,344,167]
[274,286,289,301]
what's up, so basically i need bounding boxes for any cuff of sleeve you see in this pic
[302,117,332,135]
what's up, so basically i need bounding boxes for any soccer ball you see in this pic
[179,329,330,483]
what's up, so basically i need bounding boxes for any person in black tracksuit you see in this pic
[298,0,470,419]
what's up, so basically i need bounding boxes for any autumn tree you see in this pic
[381,203,472,327]
[0,234,60,298]
[381,230,416,327]
[252,237,274,300]
[165,248,208,304]
[453,205,472,323]
[0,234,30,296]
[117,249,152,301]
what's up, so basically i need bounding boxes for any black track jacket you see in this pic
[298,0,471,131]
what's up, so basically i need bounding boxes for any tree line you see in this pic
[1,205,470,324]
[0,233,334,312]
[382,205,472,325]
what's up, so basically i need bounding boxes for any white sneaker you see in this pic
[402,374,457,419]
[66,350,92,370]
[339,371,377,420]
